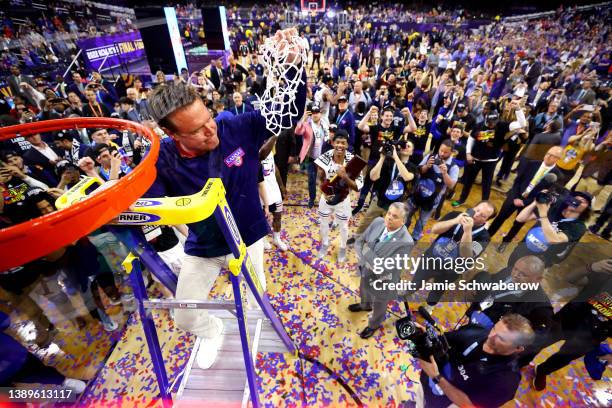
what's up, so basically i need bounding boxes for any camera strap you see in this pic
[385,163,405,200]
[451,223,486,241]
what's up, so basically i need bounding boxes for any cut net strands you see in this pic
[256,34,309,136]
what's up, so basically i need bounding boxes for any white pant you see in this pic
[317,196,351,248]
[174,238,265,340]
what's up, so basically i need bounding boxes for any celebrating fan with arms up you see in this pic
[143,27,307,370]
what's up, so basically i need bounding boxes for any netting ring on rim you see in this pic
[0,118,160,271]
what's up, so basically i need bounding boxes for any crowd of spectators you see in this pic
[0,0,610,403]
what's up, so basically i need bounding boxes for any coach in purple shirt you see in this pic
[144,28,306,371]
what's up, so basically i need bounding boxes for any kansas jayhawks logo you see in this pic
[224,147,245,167]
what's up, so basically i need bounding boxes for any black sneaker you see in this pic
[347,237,356,245]
[348,303,373,312]
[359,326,379,339]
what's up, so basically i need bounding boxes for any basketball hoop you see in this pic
[0,118,160,271]
[256,30,309,136]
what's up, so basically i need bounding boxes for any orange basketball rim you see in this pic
[0,118,160,271]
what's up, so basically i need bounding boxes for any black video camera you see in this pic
[382,139,407,157]
[396,306,450,361]
[535,186,579,207]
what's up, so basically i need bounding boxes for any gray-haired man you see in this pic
[351,202,414,339]
[143,28,306,369]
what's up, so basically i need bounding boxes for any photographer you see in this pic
[409,200,495,305]
[406,139,459,241]
[349,140,417,240]
[507,190,591,268]
[355,105,407,213]
[489,146,563,244]
[417,314,535,408]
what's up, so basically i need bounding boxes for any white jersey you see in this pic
[314,85,331,125]
[314,149,364,191]
[261,152,282,205]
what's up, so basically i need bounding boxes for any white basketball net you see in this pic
[256,34,309,136]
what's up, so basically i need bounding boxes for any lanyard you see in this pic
[89,102,103,117]
[390,162,400,181]
[336,110,348,125]
[235,105,245,115]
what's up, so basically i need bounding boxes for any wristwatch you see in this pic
[432,374,442,384]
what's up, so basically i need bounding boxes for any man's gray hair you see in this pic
[388,202,409,223]
[517,255,546,277]
[147,81,201,129]
[500,313,536,348]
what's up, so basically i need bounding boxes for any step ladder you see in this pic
[108,179,296,408]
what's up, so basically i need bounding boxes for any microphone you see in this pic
[418,306,439,328]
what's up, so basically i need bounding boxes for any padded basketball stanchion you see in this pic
[122,253,172,408]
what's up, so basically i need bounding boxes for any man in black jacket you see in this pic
[417,314,535,408]
[453,104,527,206]
[488,146,563,241]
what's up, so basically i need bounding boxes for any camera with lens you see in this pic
[535,190,561,205]
[535,186,581,213]
[433,157,442,166]
[382,139,407,157]
[396,307,450,361]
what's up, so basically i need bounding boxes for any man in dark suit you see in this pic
[209,59,224,90]
[569,79,596,107]
[22,133,62,186]
[488,146,563,245]
[523,55,541,90]
[7,65,37,107]
[527,81,551,112]
[350,203,414,339]
[66,71,88,101]
[373,57,385,79]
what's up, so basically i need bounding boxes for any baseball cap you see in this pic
[333,128,349,140]
[311,104,321,113]
[329,123,338,132]
[456,103,467,112]
[55,160,79,176]
[54,129,79,141]
[322,74,334,84]
[571,191,593,207]
[337,95,348,102]
[485,111,499,122]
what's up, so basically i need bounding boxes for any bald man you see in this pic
[467,255,554,367]
[229,92,253,115]
[468,255,552,331]
[489,146,563,248]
